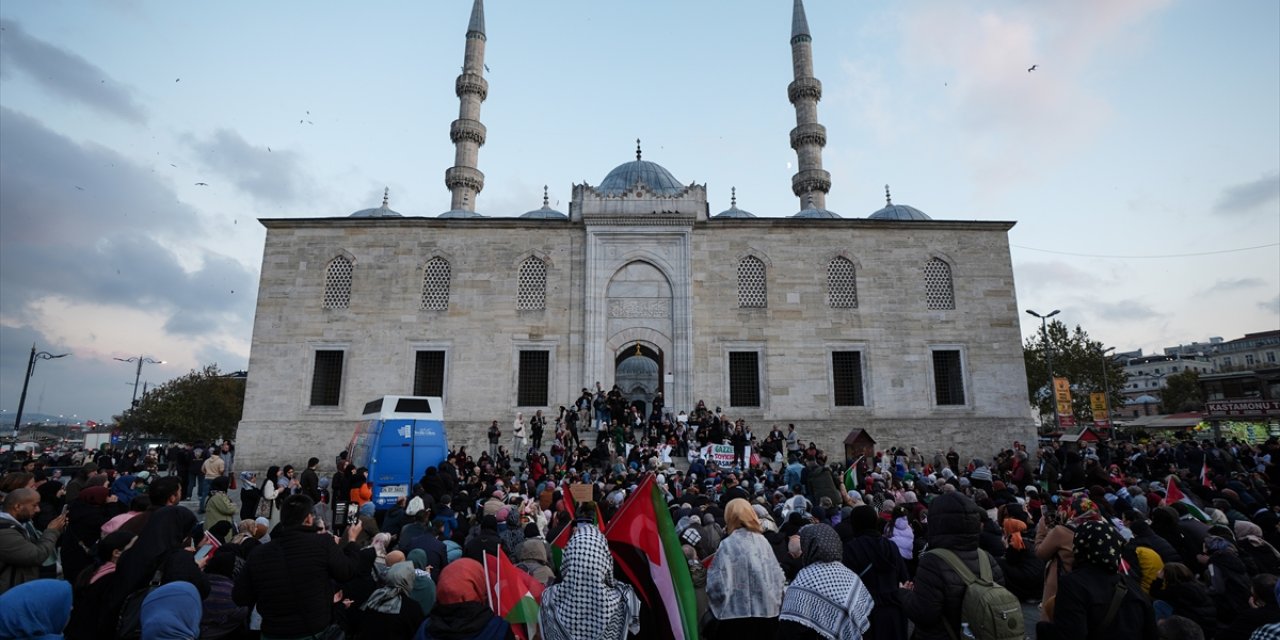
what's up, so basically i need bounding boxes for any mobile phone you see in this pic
[194,544,214,562]
[61,504,70,516]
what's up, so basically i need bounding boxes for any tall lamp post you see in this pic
[114,355,165,407]
[12,344,70,450]
[1100,346,1116,425]
[1026,309,1061,430]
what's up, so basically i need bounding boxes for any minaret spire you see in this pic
[445,0,488,212]
[788,0,831,211]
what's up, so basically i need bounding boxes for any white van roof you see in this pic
[360,396,444,420]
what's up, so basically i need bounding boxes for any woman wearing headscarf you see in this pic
[0,578,72,639]
[1200,533,1252,625]
[997,511,1044,603]
[514,536,555,586]
[106,506,210,624]
[777,524,875,640]
[415,558,514,640]
[1045,520,1156,639]
[541,523,641,640]
[706,498,787,638]
[842,505,908,640]
[65,530,137,640]
[1035,494,1101,605]
[59,485,114,586]
[260,466,282,527]
[357,561,427,640]
[203,476,237,540]
[406,548,438,615]
[140,581,202,640]
[350,467,373,510]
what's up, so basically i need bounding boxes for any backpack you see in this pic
[925,548,1024,640]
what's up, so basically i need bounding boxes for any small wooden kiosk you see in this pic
[843,428,876,463]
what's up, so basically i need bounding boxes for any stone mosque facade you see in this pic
[235,0,1035,471]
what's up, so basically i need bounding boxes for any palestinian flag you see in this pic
[483,546,544,640]
[605,473,699,640]
[1164,475,1210,523]
[1200,461,1213,489]
[843,455,864,491]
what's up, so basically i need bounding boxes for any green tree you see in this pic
[1023,320,1128,429]
[1159,369,1204,413]
[114,364,245,441]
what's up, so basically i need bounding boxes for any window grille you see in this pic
[517,257,547,310]
[413,351,446,397]
[421,258,451,310]
[310,350,344,406]
[828,257,858,308]
[933,350,965,405]
[737,256,767,308]
[924,258,954,310]
[832,351,864,406]
[728,351,761,407]
[517,350,549,406]
[323,256,353,309]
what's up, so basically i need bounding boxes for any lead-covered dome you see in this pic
[349,188,402,217]
[714,187,756,218]
[596,140,685,196]
[521,186,567,219]
[868,185,931,220]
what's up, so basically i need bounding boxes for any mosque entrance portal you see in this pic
[614,343,662,418]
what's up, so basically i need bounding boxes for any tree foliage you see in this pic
[1159,369,1204,413]
[114,364,244,442]
[1023,320,1128,427]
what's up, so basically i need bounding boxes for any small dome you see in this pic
[714,187,756,218]
[869,204,931,221]
[349,188,402,217]
[596,139,685,196]
[792,205,840,219]
[438,209,484,219]
[616,354,659,378]
[521,186,567,219]
[868,185,931,220]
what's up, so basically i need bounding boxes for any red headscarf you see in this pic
[435,558,486,605]
[79,486,110,506]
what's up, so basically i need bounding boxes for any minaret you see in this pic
[445,0,487,212]
[788,0,831,211]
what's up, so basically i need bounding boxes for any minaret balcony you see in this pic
[455,72,489,100]
[787,76,823,104]
[450,119,488,146]
[791,169,831,196]
[790,123,827,150]
[445,165,486,193]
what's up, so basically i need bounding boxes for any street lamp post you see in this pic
[1026,309,1061,430]
[114,355,165,407]
[11,344,70,450]
[1100,346,1116,425]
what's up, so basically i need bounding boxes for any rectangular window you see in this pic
[1246,354,1256,366]
[832,351,865,406]
[1267,351,1277,363]
[517,350,549,407]
[310,350,344,406]
[932,350,966,406]
[413,351,446,397]
[728,351,761,407]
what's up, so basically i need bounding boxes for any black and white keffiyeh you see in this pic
[780,524,875,640]
[540,524,640,640]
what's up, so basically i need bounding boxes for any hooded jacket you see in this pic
[898,492,1006,640]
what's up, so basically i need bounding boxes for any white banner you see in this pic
[696,443,751,467]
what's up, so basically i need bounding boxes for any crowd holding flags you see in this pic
[1164,474,1212,523]
[483,547,544,640]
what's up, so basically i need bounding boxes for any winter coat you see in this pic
[844,532,909,640]
[898,492,1006,640]
[1149,578,1218,638]
[1050,565,1156,640]
[0,518,61,595]
[999,545,1046,603]
[204,492,237,540]
[888,517,914,560]
[231,523,362,638]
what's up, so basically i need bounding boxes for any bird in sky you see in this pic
[1027,64,1037,72]
[74,186,84,191]
[194,182,208,186]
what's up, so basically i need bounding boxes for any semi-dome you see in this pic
[521,186,567,219]
[714,187,756,218]
[616,354,659,378]
[349,188,403,218]
[596,140,685,196]
[868,185,931,220]
[868,204,931,221]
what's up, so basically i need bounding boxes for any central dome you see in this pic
[597,160,684,196]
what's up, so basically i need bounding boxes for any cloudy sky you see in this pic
[1,1,1277,424]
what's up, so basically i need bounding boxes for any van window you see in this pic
[395,398,432,413]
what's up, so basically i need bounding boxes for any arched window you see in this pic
[421,257,451,310]
[517,257,547,310]
[323,256,353,309]
[737,256,767,308]
[827,257,858,308]
[924,257,954,310]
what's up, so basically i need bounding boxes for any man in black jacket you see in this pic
[899,491,1008,640]
[300,457,321,503]
[233,494,363,638]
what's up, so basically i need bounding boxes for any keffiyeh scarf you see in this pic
[540,524,640,640]
[780,524,875,640]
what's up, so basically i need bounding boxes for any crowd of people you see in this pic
[1,384,1279,640]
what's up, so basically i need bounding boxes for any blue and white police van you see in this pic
[346,395,447,509]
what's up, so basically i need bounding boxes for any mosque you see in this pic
[234,0,1035,470]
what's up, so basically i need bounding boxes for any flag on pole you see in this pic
[843,455,864,491]
[605,473,699,640]
[1164,475,1211,523]
[483,547,543,640]
[1200,461,1213,489]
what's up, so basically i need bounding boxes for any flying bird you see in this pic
[75,186,84,191]
[484,64,490,72]
[267,146,272,152]
[1027,64,1037,72]
[175,78,180,82]
[195,182,209,186]
[169,163,177,167]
